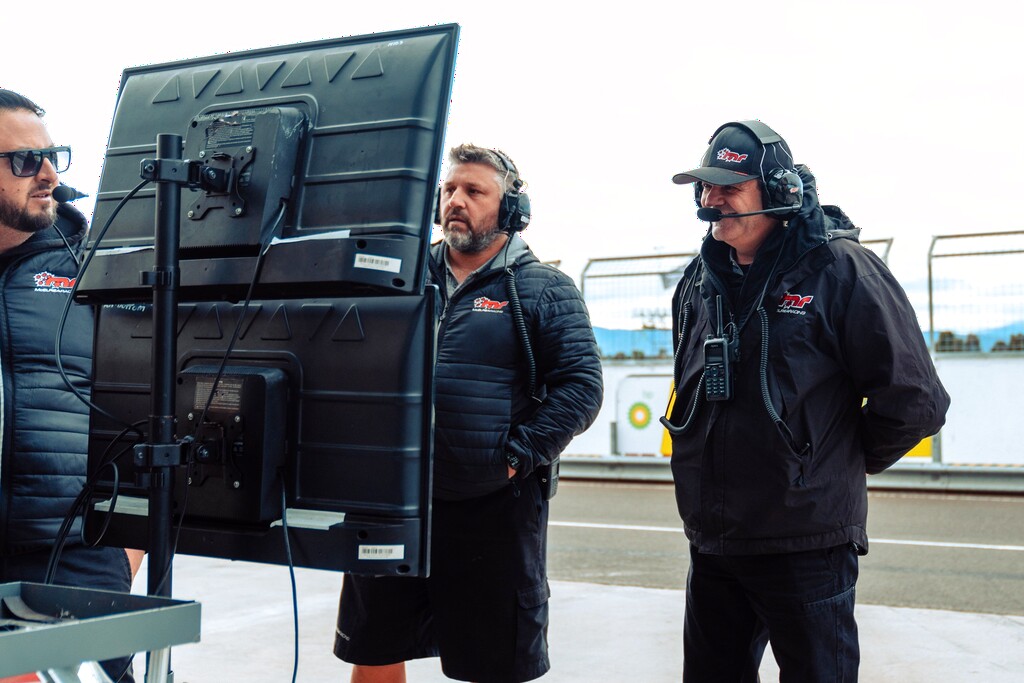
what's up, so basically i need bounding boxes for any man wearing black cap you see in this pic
[663,120,950,681]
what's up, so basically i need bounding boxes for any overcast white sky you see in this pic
[4,0,1020,298]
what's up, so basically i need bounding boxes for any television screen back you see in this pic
[77,25,458,302]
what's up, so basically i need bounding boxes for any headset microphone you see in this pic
[682,122,806,224]
[52,184,87,203]
[696,205,798,222]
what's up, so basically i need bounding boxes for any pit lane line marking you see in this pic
[548,521,1024,552]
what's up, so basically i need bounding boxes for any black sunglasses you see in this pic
[0,146,71,177]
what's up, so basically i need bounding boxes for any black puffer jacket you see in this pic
[667,166,950,555]
[0,203,93,553]
[427,237,603,501]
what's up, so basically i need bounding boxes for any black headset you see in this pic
[493,149,531,232]
[434,149,532,232]
[694,120,803,218]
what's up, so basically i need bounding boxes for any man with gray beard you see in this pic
[334,144,603,683]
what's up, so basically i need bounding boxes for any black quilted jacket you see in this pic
[0,203,93,553]
[427,237,603,501]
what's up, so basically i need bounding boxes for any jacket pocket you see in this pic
[518,581,550,609]
[773,418,812,487]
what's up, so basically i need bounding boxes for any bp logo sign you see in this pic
[628,402,652,429]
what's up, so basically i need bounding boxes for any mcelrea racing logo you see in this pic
[34,271,76,293]
[778,292,813,315]
[716,147,748,164]
[473,296,508,313]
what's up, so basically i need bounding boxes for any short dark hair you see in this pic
[0,88,45,117]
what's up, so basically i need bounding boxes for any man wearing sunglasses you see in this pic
[0,142,69,247]
[0,88,138,682]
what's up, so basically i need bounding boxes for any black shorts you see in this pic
[335,477,550,683]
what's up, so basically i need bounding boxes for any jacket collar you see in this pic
[430,232,536,277]
[700,164,860,282]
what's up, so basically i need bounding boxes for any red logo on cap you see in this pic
[716,148,748,164]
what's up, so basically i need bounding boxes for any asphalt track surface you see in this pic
[547,482,1024,616]
[116,481,1024,682]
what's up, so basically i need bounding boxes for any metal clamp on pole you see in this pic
[139,268,179,288]
[133,441,189,468]
[139,157,231,193]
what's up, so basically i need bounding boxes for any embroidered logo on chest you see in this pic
[778,292,814,315]
[34,271,76,293]
[473,296,509,313]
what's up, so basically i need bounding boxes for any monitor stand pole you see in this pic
[135,132,187,683]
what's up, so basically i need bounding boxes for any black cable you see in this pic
[82,460,121,546]
[46,185,282,681]
[44,483,93,585]
[45,179,149,592]
[663,227,792,437]
[280,478,299,683]
[731,224,790,341]
[53,220,81,267]
[661,303,705,435]
[671,264,701,385]
[500,234,540,401]
[152,202,287,597]
[672,302,692,388]
[110,655,134,683]
[757,307,783,426]
[55,179,150,439]
[660,376,705,437]
[756,306,801,452]
[44,421,144,584]
[662,261,702,433]
[48,192,284,598]
[743,228,802,451]
[505,266,538,401]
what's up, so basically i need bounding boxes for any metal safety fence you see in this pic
[563,235,1024,487]
[578,239,892,361]
[927,230,1024,353]
[579,252,694,360]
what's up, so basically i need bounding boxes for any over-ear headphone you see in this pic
[693,120,803,218]
[432,150,533,232]
[492,149,532,233]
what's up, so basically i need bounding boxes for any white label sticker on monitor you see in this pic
[354,254,402,274]
[358,545,405,560]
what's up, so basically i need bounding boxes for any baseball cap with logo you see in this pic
[672,123,791,187]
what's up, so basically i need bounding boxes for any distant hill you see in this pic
[935,323,1024,353]
[593,327,673,360]
[595,323,1024,358]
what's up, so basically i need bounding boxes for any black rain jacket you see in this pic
[667,166,950,555]
[427,237,603,501]
[0,203,93,553]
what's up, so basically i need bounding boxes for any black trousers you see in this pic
[683,543,860,683]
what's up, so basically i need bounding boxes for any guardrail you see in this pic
[566,235,1024,495]
[559,456,1024,494]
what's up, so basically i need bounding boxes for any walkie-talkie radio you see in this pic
[704,295,733,402]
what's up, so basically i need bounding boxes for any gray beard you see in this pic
[0,194,55,236]
[443,223,504,254]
